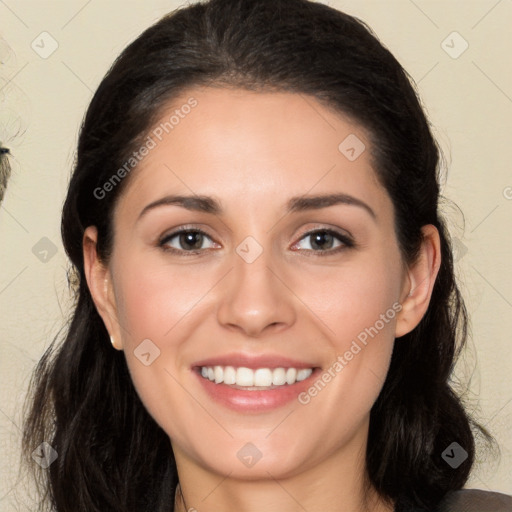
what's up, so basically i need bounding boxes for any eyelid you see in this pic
[294,223,353,242]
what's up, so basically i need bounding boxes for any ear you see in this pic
[395,224,442,338]
[83,226,123,350]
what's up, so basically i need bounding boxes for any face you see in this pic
[85,86,436,482]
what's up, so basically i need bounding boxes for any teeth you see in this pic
[254,368,273,387]
[272,367,286,386]
[214,366,223,384]
[223,366,236,385]
[286,368,297,385]
[236,367,254,386]
[200,365,313,387]
[296,369,312,382]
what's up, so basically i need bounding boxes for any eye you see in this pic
[158,226,354,256]
[159,228,218,254]
[292,229,354,254]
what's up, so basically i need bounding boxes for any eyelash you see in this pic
[158,225,355,257]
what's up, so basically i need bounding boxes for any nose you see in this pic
[216,244,297,338]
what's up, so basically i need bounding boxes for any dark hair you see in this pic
[0,145,11,203]
[22,0,496,510]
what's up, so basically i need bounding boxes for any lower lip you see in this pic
[194,368,321,412]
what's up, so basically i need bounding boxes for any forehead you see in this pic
[115,86,391,220]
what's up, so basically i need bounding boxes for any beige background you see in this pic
[0,0,511,509]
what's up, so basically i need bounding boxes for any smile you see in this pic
[200,365,314,389]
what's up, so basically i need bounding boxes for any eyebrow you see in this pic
[137,193,377,221]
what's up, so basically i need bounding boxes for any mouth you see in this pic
[192,354,321,412]
[198,365,314,389]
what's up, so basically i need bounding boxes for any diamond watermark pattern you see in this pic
[31,32,59,59]
[338,134,366,162]
[236,236,263,264]
[237,442,263,468]
[441,32,469,59]
[134,338,161,366]
[441,442,468,469]
[31,442,58,469]
[32,237,58,263]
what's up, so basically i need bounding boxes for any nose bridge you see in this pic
[216,235,296,335]
[233,237,275,290]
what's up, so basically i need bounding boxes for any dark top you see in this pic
[438,490,512,512]
[398,489,512,512]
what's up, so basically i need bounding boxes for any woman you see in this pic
[22,0,512,511]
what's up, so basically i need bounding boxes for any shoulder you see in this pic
[436,489,512,512]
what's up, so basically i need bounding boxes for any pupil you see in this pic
[181,232,203,250]
[312,232,333,250]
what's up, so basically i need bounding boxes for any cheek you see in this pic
[291,251,402,347]
[113,258,212,343]
[111,261,208,434]
[290,254,401,407]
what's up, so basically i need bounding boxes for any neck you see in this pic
[172,429,395,512]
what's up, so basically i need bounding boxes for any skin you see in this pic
[84,87,441,512]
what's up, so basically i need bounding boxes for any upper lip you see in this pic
[193,353,318,370]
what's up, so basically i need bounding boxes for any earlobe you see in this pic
[395,224,441,339]
[83,226,123,350]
